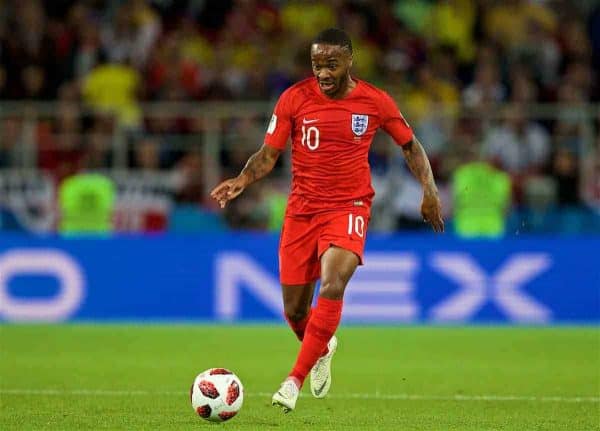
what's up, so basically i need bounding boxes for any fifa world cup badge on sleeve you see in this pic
[267,114,277,134]
[351,114,368,136]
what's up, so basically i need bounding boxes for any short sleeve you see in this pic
[380,91,414,146]
[264,89,294,150]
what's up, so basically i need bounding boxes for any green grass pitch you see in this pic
[1,325,598,430]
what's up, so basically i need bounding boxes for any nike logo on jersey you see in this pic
[303,118,319,124]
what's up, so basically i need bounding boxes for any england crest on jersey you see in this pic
[351,114,369,136]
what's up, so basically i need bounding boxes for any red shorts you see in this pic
[278,207,370,285]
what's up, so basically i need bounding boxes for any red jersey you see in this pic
[264,77,413,215]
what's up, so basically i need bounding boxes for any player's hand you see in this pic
[421,189,444,233]
[210,175,248,208]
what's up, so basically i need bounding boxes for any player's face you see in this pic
[310,44,352,98]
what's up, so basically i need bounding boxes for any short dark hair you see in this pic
[312,28,352,54]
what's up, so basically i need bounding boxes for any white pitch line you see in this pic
[0,389,598,403]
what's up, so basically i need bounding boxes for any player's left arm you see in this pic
[379,90,444,232]
[401,137,444,232]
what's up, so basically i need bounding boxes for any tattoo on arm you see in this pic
[401,137,437,193]
[240,145,281,185]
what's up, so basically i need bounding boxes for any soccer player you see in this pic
[210,28,444,412]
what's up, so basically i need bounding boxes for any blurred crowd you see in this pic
[0,0,599,233]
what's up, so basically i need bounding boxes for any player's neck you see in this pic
[341,77,357,98]
[328,76,357,100]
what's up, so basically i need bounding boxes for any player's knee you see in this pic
[320,265,353,299]
[319,277,345,300]
[284,305,309,323]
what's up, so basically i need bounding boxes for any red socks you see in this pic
[285,309,312,341]
[289,297,342,386]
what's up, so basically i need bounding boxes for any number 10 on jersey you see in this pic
[348,214,365,237]
[301,125,320,150]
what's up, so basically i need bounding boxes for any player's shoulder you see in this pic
[275,78,317,113]
[280,77,316,99]
[357,79,393,99]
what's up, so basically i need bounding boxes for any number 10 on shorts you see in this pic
[348,214,365,237]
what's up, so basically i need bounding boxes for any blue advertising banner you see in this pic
[0,233,598,324]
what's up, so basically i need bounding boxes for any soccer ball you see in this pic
[190,368,244,422]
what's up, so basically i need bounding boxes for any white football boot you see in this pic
[271,379,300,413]
[310,335,338,398]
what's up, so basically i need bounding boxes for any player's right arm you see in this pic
[210,89,293,208]
[210,145,282,208]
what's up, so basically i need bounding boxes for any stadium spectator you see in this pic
[338,10,380,81]
[0,65,6,99]
[452,145,511,238]
[582,144,599,213]
[551,147,580,206]
[280,0,336,41]
[553,80,589,155]
[482,104,551,176]
[507,67,539,104]
[174,149,205,204]
[37,102,84,181]
[483,0,556,52]
[0,117,24,168]
[134,137,161,170]
[381,22,426,77]
[393,0,432,36]
[426,0,476,64]
[20,64,49,100]
[462,59,506,110]
[100,0,160,69]
[3,0,58,99]
[81,117,113,171]
[58,172,115,235]
[81,55,142,130]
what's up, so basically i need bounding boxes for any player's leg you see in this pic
[273,284,317,412]
[273,249,355,411]
[288,246,358,392]
[278,213,320,341]
[272,215,321,412]
[282,282,316,341]
[307,246,358,397]
[273,248,357,411]
[277,207,369,407]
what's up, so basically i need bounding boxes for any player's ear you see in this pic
[349,55,353,69]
